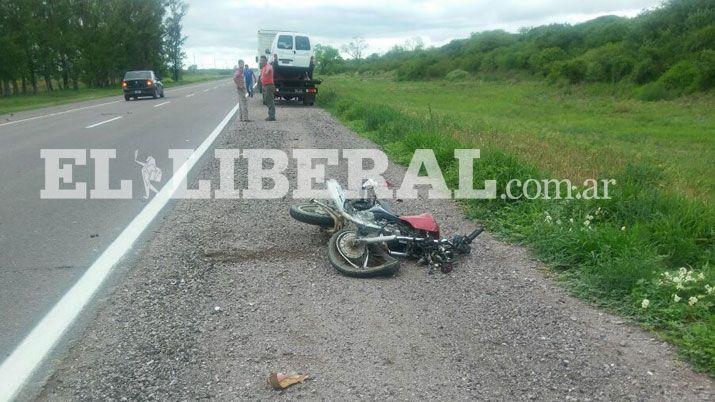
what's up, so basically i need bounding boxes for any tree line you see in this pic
[0,0,188,97]
[315,0,714,100]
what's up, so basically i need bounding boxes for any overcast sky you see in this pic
[183,0,663,69]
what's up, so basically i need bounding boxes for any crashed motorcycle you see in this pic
[289,179,483,277]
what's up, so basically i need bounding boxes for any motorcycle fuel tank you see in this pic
[399,214,440,237]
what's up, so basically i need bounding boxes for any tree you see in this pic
[314,44,344,74]
[0,0,187,95]
[341,36,368,61]
[337,0,715,95]
[164,0,188,82]
[404,36,424,51]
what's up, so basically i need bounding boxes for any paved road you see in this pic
[0,79,236,367]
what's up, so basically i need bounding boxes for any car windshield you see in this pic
[296,36,310,51]
[124,71,152,80]
[277,35,293,50]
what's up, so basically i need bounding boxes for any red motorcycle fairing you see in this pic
[399,214,440,237]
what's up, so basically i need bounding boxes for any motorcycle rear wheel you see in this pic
[327,229,400,278]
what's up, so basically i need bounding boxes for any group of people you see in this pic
[233,55,276,122]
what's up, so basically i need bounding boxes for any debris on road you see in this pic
[267,372,308,390]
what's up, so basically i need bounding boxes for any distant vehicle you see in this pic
[256,30,320,105]
[122,70,164,101]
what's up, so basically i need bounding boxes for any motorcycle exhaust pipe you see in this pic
[356,235,397,244]
[387,251,409,257]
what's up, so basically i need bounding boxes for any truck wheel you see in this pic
[124,95,131,101]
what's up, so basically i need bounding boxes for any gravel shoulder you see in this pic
[39,96,713,401]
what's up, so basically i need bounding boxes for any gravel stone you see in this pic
[39,97,713,401]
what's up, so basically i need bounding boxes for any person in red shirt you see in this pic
[260,55,276,121]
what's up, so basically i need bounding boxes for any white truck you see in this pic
[256,30,320,105]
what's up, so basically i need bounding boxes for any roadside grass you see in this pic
[0,73,231,116]
[323,75,715,202]
[316,77,715,375]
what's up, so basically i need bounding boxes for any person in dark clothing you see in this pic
[243,64,257,97]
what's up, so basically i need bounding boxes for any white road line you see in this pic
[166,80,224,93]
[0,100,120,128]
[202,89,210,93]
[0,103,240,401]
[153,101,171,108]
[85,116,123,129]
[0,80,230,129]
[185,93,195,98]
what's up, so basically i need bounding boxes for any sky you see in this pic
[182,0,664,69]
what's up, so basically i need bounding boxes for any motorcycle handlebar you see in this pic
[466,227,484,243]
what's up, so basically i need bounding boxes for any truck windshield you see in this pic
[296,36,310,51]
[277,35,293,50]
[124,71,152,80]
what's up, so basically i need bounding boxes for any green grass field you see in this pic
[0,73,231,116]
[318,74,715,374]
[324,75,715,201]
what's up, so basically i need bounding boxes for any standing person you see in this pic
[244,64,257,97]
[233,59,250,122]
[260,55,276,121]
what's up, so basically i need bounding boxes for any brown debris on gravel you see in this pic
[39,97,713,401]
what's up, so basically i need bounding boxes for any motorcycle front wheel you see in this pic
[289,203,335,228]
[327,229,400,278]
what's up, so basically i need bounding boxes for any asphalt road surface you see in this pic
[1,86,713,400]
[0,80,237,392]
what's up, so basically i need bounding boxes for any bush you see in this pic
[549,59,587,83]
[581,43,636,82]
[425,58,452,79]
[395,58,428,81]
[459,53,482,73]
[445,69,470,81]
[636,57,712,100]
[659,59,699,92]
[528,47,567,76]
[694,50,715,90]
[632,58,660,84]
[637,81,674,101]
[687,24,715,52]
